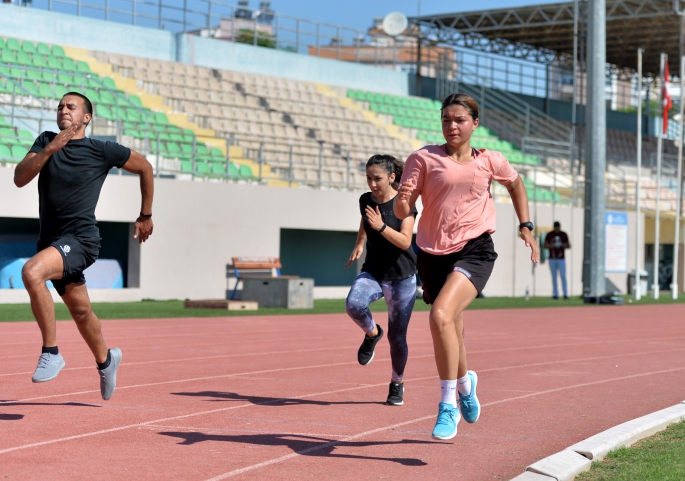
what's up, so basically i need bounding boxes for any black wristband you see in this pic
[139,212,152,218]
[379,223,387,233]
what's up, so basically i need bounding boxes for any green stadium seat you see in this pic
[210,147,224,159]
[166,125,181,134]
[61,58,76,72]
[211,163,226,177]
[165,142,181,155]
[97,105,115,120]
[508,151,524,164]
[47,56,62,69]
[23,82,39,98]
[0,144,12,162]
[123,129,143,139]
[6,38,21,52]
[57,73,73,84]
[196,161,211,176]
[36,43,51,56]
[180,160,193,173]
[0,38,5,50]
[126,109,143,123]
[26,69,42,81]
[38,82,54,99]
[16,52,31,66]
[1,50,16,64]
[183,128,193,135]
[102,77,117,90]
[239,164,254,178]
[11,145,27,160]
[129,95,143,107]
[55,85,68,99]
[32,55,47,68]
[21,41,36,54]
[228,162,240,178]
[157,132,171,142]
[0,127,15,141]
[85,88,101,103]
[154,112,170,125]
[51,45,66,58]
[76,61,91,73]
[17,130,33,142]
[99,91,116,106]
[196,145,209,156]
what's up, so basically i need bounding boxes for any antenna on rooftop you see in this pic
[382,12,408,37]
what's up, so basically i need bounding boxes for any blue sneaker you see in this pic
[459,370,481,423]
[431,402,460,440]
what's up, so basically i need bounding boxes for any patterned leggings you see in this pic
[345,272,417,381]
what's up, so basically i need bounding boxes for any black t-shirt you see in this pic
[359,192,418,281]
[545,231,569,259]
[29,132,131,242]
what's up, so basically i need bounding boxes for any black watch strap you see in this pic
[519,221,534,231]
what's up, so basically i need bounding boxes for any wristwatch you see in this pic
[519,222,534,232]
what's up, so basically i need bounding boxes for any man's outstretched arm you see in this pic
[122,150,154,244]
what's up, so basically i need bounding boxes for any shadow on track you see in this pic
[159,431,437,466]
[0,413,24,420]
[171,391,385,406]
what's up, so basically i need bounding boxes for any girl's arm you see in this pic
[365,205,415,250]
[504,175,540,264]
[344,219,366,269]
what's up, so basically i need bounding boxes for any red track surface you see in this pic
[1,305,684,480]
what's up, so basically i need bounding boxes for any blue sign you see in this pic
[605,212,629,273]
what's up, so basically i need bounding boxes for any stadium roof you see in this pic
[414,0,684,77]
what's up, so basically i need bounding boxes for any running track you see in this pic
[1,305,684,480]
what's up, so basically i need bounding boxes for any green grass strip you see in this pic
[1,293,684,322]
[576,419,685,481]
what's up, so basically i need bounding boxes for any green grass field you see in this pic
[1,293,684,322]
[576,420,685,481]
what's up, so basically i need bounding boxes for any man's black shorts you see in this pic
[37,236,100,296]
[417,233,498,304]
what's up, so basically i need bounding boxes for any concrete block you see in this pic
[526,449,592,481]
[243,277,314,309]
[509,471,556,481]
[568,403,685,461]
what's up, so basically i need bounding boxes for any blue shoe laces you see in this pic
[436,405,456,426]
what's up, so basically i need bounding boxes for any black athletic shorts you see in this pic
[37,236,100,296]
[417,233,498,304]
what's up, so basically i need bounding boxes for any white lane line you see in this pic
[203,365,685,480]
[138,425,349,438]
[3,345,683,404]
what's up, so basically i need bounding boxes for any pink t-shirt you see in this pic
[401,145,519,255]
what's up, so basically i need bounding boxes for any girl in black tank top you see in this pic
[343,155,419,406]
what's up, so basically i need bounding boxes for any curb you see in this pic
[509,400,685,481]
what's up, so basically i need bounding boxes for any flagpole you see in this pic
[673,53,685,300]
[635,49,644,300]
[652,52,666,300]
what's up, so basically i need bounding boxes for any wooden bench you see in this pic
[228,257,297,300]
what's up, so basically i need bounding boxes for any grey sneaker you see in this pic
[32,352,66,383]
[98,348,122,400]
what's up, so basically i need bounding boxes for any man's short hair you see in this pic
[553,221,561,228]
[62,92,94,117]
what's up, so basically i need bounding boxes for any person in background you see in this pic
[543,221,570,300]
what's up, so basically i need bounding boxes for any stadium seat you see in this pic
[47,57,62,69]
[180,160,193,173]
[11,145,27,160]
[62,58,76,71]
[6,38,21,52]
[211,163,227,177]
[0,144,12,162]
[36,43,51,56]
[21,41,36,54]
[76,61,91,73]
[239,164,254,178]
[51,45,66,58]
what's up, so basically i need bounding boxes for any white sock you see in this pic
[440,379,457,408]
[457,373,472,396]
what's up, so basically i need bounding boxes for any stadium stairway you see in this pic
[60,45,284,185]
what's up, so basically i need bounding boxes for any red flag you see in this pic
[663,61,673,134]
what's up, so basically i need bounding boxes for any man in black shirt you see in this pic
[14,92,154,400]
[543,221,571,299]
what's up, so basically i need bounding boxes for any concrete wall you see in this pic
[0,4,409,95]
[0,167,643,301]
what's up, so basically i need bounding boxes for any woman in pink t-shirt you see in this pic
[395,93,539,440]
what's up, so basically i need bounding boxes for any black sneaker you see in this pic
[357,325,383,365]
[386,381,404,406]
